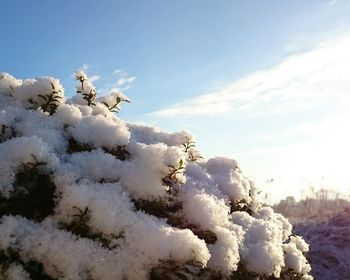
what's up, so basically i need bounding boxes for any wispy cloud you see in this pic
[89,75,101,82]
[113,69,136,90]
[151,35,350,117]
[98,68,136,95]
[113,69,125,75]
[116,76,136,86]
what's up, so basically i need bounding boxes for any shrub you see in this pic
[0,71,313,280]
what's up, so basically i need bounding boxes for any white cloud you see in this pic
[116,76,136,86]
[89,75,100,82]
[98,68,136,95]
[113,69,136,88]
[113,69,125,75]
[151,35,350,117]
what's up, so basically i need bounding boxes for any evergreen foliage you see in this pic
[0,70,313,280]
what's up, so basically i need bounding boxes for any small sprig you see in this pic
[163,159,185,186]
[15,154,48,181]
[24,154,47,170]
[182,137,203,162]
[64,206,123,249]
[71,206,90,222]
[167,159,185,180]
[82,89,96,106]
[71,206,90,228]
[38,82,62,114]
[75,70,96,106]
[64,206,91,238]
[103,145,131,161]
[67,137,94,153]
[75,71,87,92]
[102,96,130,113]
[182,136,196,153]
[0,154,55,221]
[188,151,203,162]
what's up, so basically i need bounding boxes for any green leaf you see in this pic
[38,94,48,101]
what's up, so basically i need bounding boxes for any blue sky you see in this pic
[1,0,350,202]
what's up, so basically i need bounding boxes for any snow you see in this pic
[69,114,130,149]
[119,143,185,199]
[283,242,311,275]
[180,188,231,230]
[5,264,30,280]
[232,210,287,277]
[204,157,259,211]
[0,72,22,96]
[0,72,313,279]
[53,104,83,126]
[207,226,242,274]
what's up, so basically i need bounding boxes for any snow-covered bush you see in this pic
[0,71,313,279]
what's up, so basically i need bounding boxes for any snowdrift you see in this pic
[0,72,312,279]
